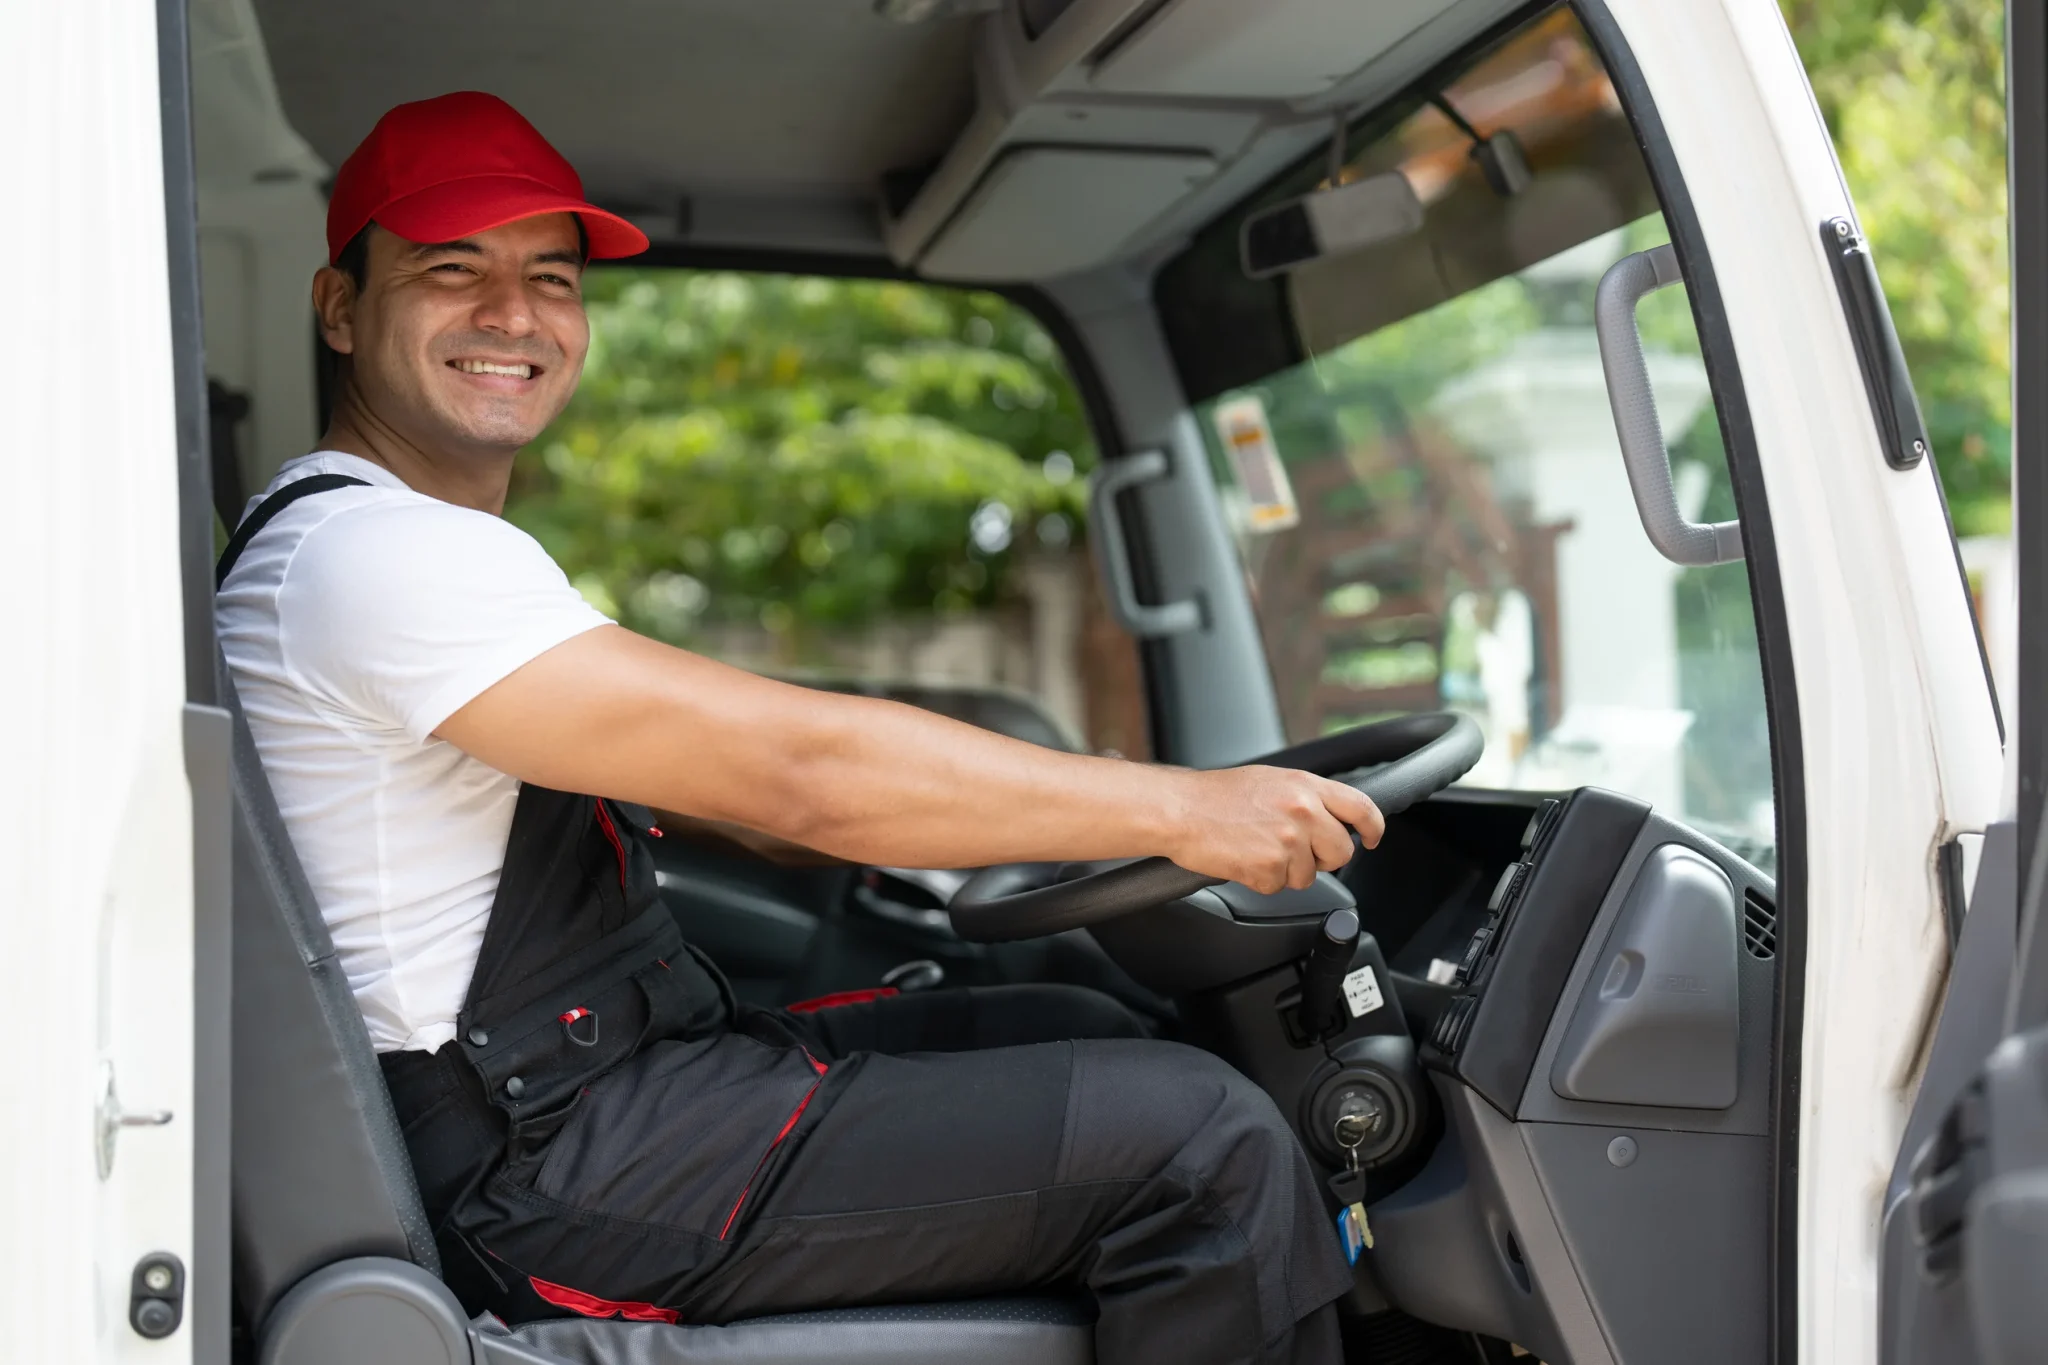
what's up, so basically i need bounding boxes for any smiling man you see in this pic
[216,92,1377,1365]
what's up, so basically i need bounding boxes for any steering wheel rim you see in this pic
[947,711,1484,944]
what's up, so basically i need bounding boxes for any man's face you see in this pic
[314,214,589,453]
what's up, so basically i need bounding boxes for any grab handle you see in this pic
[1594,244,1744,566]
[1088,450,1202,638]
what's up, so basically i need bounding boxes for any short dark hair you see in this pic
[331,216,592,286]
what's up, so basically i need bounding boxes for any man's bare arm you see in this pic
[435,625,1383,892]
[654,809,848,866]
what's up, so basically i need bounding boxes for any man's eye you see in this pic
[535,273,577,289]
[429,263,473,276]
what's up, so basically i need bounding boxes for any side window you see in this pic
[504,272,1150,758]
[1195,9,1774,869]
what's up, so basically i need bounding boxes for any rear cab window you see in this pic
[504,270,1148,759]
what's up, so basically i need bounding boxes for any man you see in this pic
[217,91,1383,1365]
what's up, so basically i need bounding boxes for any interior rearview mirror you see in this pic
[1240,172,1425,280]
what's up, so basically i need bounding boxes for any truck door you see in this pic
[3,1,223,1361]
[1878,5,2048,1360]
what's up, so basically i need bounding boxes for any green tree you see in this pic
[505,272,1096,648]
[1783,0,2011,532]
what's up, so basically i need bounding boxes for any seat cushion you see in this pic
[475,1298,1094,1365]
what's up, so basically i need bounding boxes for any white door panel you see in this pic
[1604,2,2004,1362]
[0,0,194,1359]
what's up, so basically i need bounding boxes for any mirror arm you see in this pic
[1326,107,1349,188]
[1429,93,1484,144]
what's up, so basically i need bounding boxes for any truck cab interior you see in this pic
[194,1,1800,1361]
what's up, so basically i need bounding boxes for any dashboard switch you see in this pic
[1453,926,1493,986]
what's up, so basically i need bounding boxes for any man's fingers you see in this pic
[1287,833,1320,889]
[1307,805,1357,873]
[1319,779,1386,849]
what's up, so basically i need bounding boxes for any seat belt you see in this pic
[215,473,371,587]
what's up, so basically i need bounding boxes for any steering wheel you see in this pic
[948,712,1484,944]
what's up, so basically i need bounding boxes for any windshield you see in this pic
[1194,8,1776,870]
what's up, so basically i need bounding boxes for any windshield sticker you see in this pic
[1212,396,1300,533]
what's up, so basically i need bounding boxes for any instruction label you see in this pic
[1341,965,1384,1018]
[1212,396,1300,532]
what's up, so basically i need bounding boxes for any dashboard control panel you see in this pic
[1418,787,1654,1115]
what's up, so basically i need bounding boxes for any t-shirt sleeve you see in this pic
[276,498,614,741]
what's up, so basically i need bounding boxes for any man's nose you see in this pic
[471,269,539,338]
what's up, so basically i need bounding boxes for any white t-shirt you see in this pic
[216,451,612,1053]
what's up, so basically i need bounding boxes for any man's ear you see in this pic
[311,266,358,356]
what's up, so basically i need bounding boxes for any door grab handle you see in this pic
[1821,216,1930,471]
[1594,244,1744,566]
[1088,450,1203,638]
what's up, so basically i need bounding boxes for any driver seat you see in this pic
[222,649,1093,1364]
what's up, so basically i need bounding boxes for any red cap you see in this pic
[326,91,648,264]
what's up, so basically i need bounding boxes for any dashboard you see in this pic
[650,783,1781,1363]
[1364,788,1780,1363]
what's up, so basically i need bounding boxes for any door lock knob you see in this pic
[129,1252,184,1339]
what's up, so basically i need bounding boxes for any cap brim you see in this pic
[372,174,650,259]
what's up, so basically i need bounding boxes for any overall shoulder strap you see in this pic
[215,472,372,588]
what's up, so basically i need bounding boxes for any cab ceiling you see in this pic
[245,0,1513,276]
[251,0,979,208]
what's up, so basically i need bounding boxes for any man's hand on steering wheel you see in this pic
[1166,766,1384,894]
[948,713,1483,943]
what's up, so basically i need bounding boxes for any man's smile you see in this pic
[446,356,546,390]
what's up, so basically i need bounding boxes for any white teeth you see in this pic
[454,359,532,378]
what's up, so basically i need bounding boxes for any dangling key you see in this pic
[1328,1115,1374,1262]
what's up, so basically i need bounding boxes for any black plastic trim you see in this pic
[1821,217,1931,471]
[1571,7,1812,1363]
[1938,836,1971,950]
[1450,787,1650,1112]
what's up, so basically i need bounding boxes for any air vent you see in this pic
[1742,889,1777,959]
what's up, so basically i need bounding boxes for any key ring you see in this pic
[559,1006,601,1048]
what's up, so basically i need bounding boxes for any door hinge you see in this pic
[1899,1027,2048,1363]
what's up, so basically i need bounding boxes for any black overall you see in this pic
[222,474,1351,1365]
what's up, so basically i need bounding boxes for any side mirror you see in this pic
[1239,172,1425,280]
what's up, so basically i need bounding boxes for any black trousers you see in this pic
[385,985,1350,1365]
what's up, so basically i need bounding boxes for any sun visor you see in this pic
[917,146,1216,282]
[1089,0,1449,99]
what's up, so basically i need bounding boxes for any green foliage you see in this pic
[1783,0,2012,533]
[506,271,1096,644]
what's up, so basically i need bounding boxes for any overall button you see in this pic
[468,1028,490,1047]
[505,1076,526,1099]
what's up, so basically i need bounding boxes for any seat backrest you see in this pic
[222,647,440,1325]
